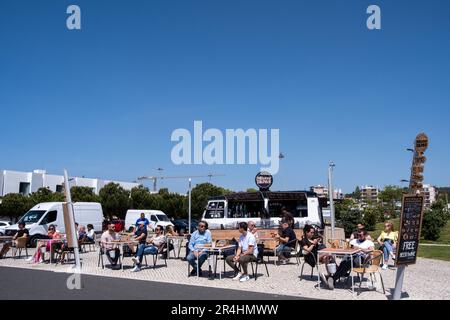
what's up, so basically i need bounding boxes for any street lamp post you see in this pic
[188,178,192,235]
[328,162,336,239]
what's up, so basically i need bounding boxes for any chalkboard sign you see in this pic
[396,195,424,266]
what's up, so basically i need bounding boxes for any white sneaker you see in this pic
[232,273,242,281]
[239,275,250,282]
[381,264,388,270]
[131,265,141,272]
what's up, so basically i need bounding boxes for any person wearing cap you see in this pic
[135,213,150,228]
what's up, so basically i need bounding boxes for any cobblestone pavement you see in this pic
[0,247,449,300]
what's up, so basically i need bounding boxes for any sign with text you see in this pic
[396,195,424,266]
[255,171,273,191]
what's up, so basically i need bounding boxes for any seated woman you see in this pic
[86,224,95,242]
[165,225,178,237]
[78,225,87,242]
[377,221,398,269]
[27,224,62,263]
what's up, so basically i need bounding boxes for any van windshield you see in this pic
[18,210,47,224]
[156,215,170,222]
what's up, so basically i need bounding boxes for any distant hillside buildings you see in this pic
[310,185,343,200]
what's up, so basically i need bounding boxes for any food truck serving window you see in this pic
[205,201,225,219]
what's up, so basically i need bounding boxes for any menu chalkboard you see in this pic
[396,195,424,266]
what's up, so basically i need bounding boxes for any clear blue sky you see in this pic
[1,0,449,194]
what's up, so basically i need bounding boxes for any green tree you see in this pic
[159,190,185,219]
[99,183,131,219]
[246,188,258,193]
[130,186,153,209]
[187,183,233,219]
[0,193,33,222]
[338,208,363,237]
[29,187,65,204]
[362,207,379,231]
[421,200,449,241]
[378,185,403,218]
[70,186,100,202]
[353,186,361,200]
[335,199,355,221]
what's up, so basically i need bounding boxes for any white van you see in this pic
[5,202,103,247]
[125,209,174,231]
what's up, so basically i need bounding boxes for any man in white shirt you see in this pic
[101,223,120,268]
[225,222,258,282]
[321,230,374,290]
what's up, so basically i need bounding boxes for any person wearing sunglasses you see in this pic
[377,221,398,269]
[321,230,374,290]
[186,221,212,276]
[27,224,61,263]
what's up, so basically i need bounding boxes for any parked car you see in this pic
[173,219,198,235]
[0,221,12,236]
[102,219,125,233]
[125,210,174,231]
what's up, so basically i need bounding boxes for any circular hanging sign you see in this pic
[414,133,429,153]
[255,171,273,191]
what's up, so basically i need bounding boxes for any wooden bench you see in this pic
[210,229,304,241]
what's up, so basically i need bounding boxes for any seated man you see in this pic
[100,223,120,268]
[274,221,297,264]
[0,222,29,258]
[321,230,374,290]
[131,224,166,272]
[186,221,212,276]
[226,222,258,282]
[248,221,259,241]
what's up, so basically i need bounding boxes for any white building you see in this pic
[310,185,343,200]
[360,185,379,203]
[422,184,437,208]
[0,169,140,197]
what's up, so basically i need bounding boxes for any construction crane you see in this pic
[136,173,225,192]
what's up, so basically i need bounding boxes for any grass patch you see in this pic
[418,245,450,261]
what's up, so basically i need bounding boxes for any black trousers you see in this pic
[106,248,120,265]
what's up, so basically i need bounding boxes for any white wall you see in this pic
[3,171,31,195]
[0,169,139,196]
[31,172,44,193]
[43,174,64,192]
[0,171,4,196]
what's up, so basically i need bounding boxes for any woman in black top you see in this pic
[300,225,332,267]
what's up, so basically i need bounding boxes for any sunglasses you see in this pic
[198,225,206,228]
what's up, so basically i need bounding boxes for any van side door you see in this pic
[40,210,58,232]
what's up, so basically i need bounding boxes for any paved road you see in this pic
[0,267,306,300]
